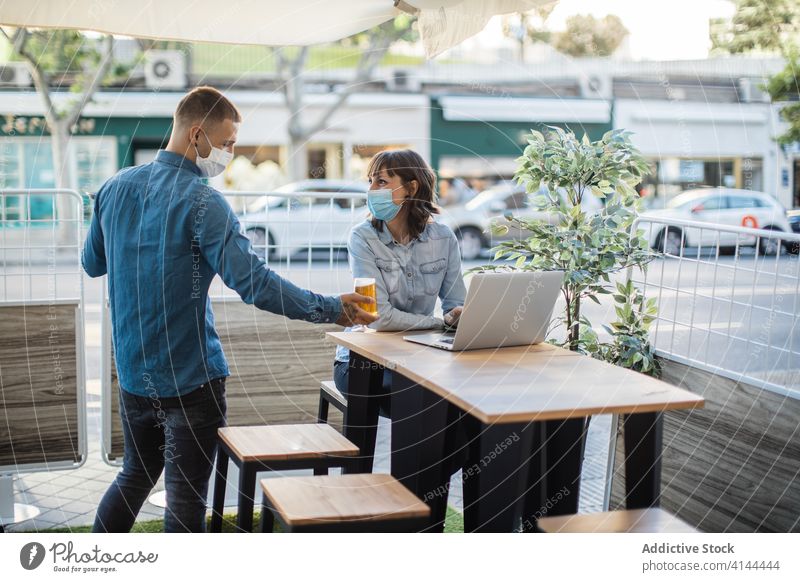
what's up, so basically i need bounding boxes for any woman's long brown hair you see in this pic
[367,149,439,241]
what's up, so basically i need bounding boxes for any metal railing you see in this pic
[630,216,800,399]
[0,189,87,474]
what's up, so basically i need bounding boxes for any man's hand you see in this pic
[444,306,463,328]
[336,293,379,327]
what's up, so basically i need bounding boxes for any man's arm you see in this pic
[195,190,342,323]
[82,189,107,278]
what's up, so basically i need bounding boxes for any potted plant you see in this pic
[477,126,659,374]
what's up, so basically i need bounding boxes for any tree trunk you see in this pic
[50,121,77,245]
[287,130,308,182]
[569,294,581,351]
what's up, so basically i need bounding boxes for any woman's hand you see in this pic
[444,306,463,328]
[336,293,379,327]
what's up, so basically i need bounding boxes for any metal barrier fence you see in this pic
[0,189,87,476]
[630,216,800,398]
[224,190,367,261]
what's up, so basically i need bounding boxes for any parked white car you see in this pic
[240,180,368,259]
[240,180,490,261]
[438,182,605,260]
[639,188,792,256]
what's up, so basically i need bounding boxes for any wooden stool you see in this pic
[259,473,431,533]
[210,424,359,533]
[317,380,347,423]
[538,508,699,533]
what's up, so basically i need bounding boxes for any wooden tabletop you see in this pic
[327,331,704,424]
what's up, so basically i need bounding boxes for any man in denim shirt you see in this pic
[83,87,375,532]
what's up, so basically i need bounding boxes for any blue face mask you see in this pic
[367,187,405,222]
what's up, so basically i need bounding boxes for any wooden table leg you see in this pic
[390,372,454,532]
[461,417,537,532]
[343,352,383,474]
[622,411,663,509]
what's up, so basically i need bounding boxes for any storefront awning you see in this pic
[438,96,612,124]
[0,0,551,59]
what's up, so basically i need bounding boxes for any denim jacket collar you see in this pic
[155,150,203,177]
[375,220,431,246]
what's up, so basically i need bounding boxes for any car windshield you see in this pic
[667,191,708,209]
[465,188,510,211]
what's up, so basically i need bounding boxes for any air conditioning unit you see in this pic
[386,69,421,93]
[0,63,32,88]
[144,50,187,90]
[738,77,770,103]
[578,74,612,100]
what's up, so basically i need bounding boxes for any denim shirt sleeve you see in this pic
[196,189,342,323]
[439,229,467,314]
[348,228,441,332]
[81,187,107,278]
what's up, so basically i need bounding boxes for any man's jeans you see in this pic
[93,377,226,533]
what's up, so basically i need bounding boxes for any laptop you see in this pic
[403,270,563,351]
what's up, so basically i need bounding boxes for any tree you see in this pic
[273,16,416,181]
[0,28,127,241]
[711,0,799,55]
[552,14,628,58]
[502,3,556,61]
[711,1,800,146]
[766,54,800,145]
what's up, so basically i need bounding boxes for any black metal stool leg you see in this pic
[210,447,229,533]
[259,493,274,533]
[236,464,257,533]
[317,393,330,424]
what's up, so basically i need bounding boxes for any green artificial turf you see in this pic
[37,506,464,533]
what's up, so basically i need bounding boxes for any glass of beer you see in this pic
[353,277,377,331]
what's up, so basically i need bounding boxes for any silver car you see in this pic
[240,179,368,259]
[443,182,603,256]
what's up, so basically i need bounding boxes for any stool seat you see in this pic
[320,380,347,408]
[218,423,359,463]
[538,508,699,533]
[260,473,430,532]
[210,423,361,533]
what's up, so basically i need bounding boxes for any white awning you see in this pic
[439,96,612,124]
[0,0,550,59]
[439,155,519,177]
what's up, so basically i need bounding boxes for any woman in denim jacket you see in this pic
[333,149,467,410]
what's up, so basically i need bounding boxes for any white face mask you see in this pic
[194,129,233,177]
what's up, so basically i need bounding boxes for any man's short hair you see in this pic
[174,86,241,127]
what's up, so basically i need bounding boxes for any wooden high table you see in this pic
[327,331,704,533]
